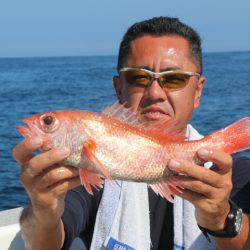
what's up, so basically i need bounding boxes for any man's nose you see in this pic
[145,78,167,101]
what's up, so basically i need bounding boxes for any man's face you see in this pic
[113,35,205,133]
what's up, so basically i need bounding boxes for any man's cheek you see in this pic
[123,90,143,107]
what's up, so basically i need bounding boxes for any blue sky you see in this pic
[0,0,250,57]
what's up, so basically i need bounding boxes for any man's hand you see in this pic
[13,138,81,223]
[167,148,250,250]
[12,138,81,249]
[167,148,232,231]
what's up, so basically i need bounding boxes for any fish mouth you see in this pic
[18,125,32,139]
[18,118,40,139]
[18,119,33,139]
[18,119,48,151]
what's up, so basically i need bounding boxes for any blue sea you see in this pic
[0,52,249,211]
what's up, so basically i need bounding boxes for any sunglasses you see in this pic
[119,67,200,92]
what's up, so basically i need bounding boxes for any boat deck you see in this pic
[0,207,86,250]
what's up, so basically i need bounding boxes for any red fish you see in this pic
[18,103,250,202]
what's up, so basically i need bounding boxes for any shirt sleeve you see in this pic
[231,156,250,214]
[61,186,102,249]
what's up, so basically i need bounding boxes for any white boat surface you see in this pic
[0,207,86,250]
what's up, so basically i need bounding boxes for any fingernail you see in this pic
[198,148,211,157]
[30,137,42,147]
[168,160,180,171]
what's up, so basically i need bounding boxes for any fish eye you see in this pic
[43,116,53,125]
[39,113,59,133]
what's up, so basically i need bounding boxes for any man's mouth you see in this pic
[140,105,170,120]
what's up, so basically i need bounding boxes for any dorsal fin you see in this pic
[101,101,144,128]
[101,102,185,142]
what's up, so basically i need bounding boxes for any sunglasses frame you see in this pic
[119,67,201,91]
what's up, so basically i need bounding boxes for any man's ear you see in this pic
[113,76,123,103]
[194,75,206,109]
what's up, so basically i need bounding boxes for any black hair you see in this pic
[117,16,202,73]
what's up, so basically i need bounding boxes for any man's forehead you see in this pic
[130,35,190,54]
[126,35,195,70]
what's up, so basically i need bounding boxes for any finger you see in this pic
[39,165,79,189]
[27,147,70,176]
[169,175,216,198]
[168,159,222,188]
[20,148,71,187]
[197,148,233,175]
[169,184,204,204]
[168,182,184,194]
[13,138,42,165]
[47,176,81,195]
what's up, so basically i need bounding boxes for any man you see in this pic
[13,17,250,249]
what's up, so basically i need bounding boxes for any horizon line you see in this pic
[0,49,249,60]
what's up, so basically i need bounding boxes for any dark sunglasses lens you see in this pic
[123,69,150,86]
[161,73,190,91]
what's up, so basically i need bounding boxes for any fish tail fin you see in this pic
[79,169,104,195]
[208,117,250,154]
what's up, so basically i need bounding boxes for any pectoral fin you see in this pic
[82,139,112,180]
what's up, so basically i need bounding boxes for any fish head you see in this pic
[18,110,77,152]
